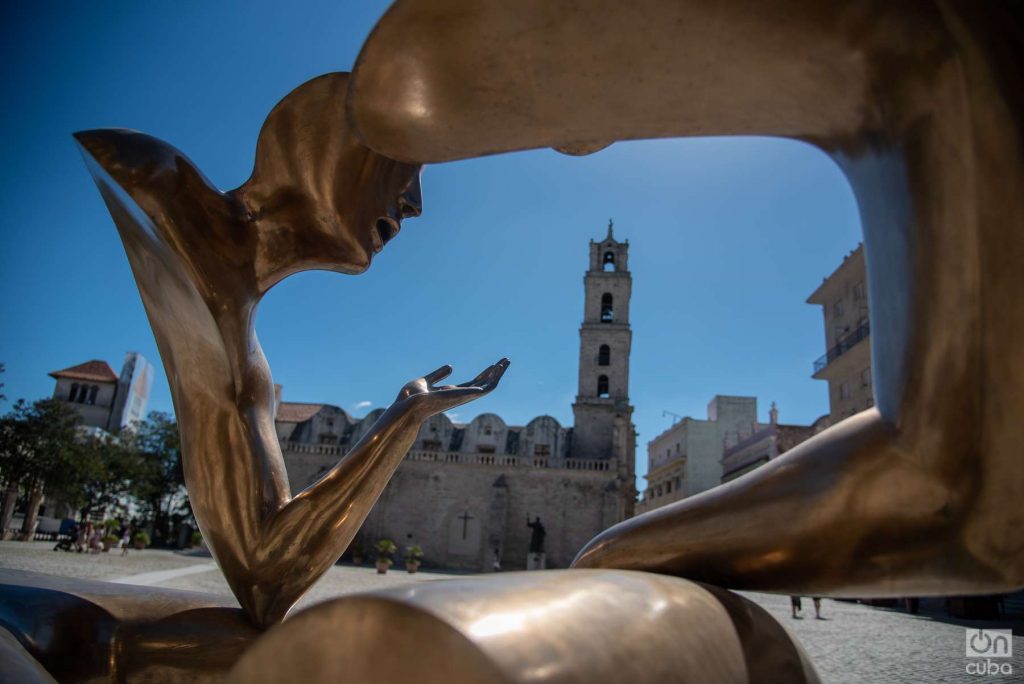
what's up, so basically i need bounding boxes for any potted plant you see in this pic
[134,530,151,550]
[103,534,118,552]
[404,545,424,573]
[375,538,397,574]
[190,530,203,548]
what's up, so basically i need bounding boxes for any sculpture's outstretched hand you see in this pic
[395,359,510,419]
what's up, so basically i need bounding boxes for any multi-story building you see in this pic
[637,395,758,513]
[49,352,154,434]
[277,225,637,571]
[720,403,827,483]
[807,244,872,421]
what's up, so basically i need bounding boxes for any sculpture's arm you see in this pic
[246,359,509,625]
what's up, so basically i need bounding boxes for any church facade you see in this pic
[277,226,637,570]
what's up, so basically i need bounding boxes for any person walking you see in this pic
[812,597,823,619]
[77,522,93,553]
[120,525,132,556]
[790,596,803,619]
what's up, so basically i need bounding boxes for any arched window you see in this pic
[87,385,98,405]
[597,375,609,398]
[598,344,610,366]
[603,251,616,272]
[600,293,614,322]
[70,383,80,403]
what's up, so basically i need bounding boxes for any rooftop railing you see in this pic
[404,449,612,471]
[813,322,870,375]
[280,441,612,472]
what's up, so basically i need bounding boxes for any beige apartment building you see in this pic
[807,244,873,421]
[720,403,828,483]
[637,395,758,514]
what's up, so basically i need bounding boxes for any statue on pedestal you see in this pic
[527,517,546,554]
[526,516,546,570]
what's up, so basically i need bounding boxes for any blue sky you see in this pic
[0,2,862,492]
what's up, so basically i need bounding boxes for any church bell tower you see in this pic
[571,221,637,515]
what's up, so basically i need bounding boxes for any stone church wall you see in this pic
[353,458,617,571]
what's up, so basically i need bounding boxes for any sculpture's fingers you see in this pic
[423,364,453,385]
[457,358,510,389]
[456,367,495,388]
[479,358,510,390]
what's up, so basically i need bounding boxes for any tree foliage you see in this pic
[0,399,82,498]
[0,402,190,539]
[70,433,145,521]
[130,411,188,541]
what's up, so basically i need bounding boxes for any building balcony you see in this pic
[813,322,870,375]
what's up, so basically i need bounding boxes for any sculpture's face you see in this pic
[228,71,426,278]
[332,146,422,274]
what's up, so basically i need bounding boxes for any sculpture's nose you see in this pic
[398,171,422,219]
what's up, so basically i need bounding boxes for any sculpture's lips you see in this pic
[374,217,400,252]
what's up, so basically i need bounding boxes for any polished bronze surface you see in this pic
[16,2,1018,681]
[74,71,509,628]
[0,569,257,683]
[350,0,1024,598]
[227,570,818,684]
[0,628,56,684]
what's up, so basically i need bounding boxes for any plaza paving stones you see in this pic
[739,592,1022,683]
[3,541,1021,682]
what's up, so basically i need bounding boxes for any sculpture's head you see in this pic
[239,72,423,279]
[74,73,422,289]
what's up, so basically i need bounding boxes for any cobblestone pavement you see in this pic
[3,541,1021,682]
[0,541,466,611]
[738,592,1022,683]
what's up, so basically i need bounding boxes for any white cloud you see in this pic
[354,400,372,409]
[445,412,460,422]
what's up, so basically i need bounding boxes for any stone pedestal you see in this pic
[527,552,546,570]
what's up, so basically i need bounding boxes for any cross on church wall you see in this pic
[458,510,474,539]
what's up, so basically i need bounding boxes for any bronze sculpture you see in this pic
[3,0,1022,681]
[74,71,510,627]
[348,0,1024,598]
[2,64,815,684]
[226,570,817,683]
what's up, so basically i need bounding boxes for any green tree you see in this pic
[70,433,145,522]
[131,412,187,543]
[0,399,82,534]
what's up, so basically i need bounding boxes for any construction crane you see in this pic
[662,410,682,426]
